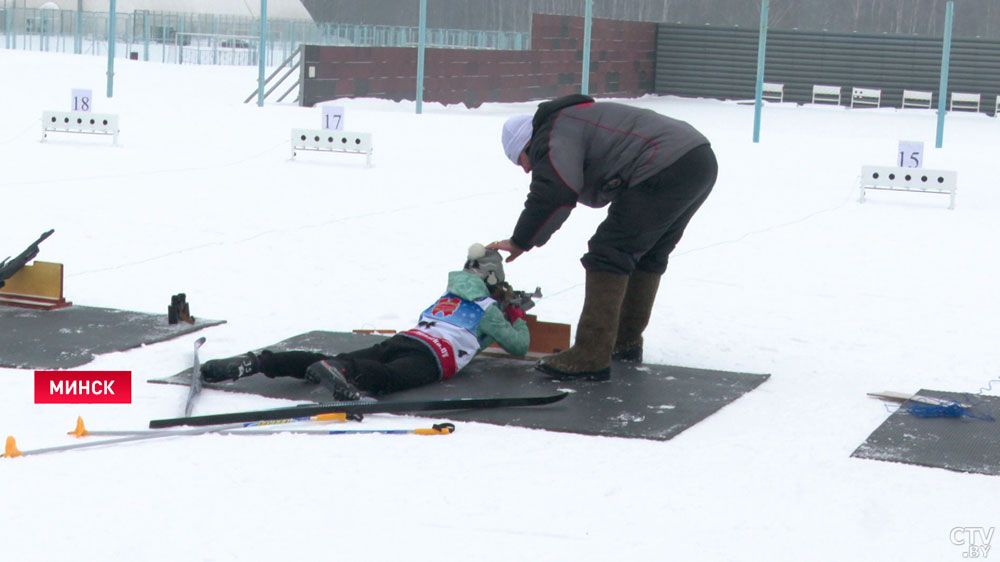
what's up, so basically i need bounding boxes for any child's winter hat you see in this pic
[501,114,533,164]
[464,243,505,286]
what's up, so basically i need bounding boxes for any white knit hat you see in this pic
[501,114,533,164]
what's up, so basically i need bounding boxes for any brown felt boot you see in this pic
[536,270,629,381]
[612,270,662,363]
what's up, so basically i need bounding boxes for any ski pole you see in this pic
[3,421,455,458]
[183,337,206,417]
[67,413,352,438]
[245,423,455,436]
[4,413,355,458]
[4,420,253,458]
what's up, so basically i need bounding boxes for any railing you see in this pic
[0,7,529,67]
[245,45,303,104]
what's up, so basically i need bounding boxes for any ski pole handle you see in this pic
[414,423,455,435]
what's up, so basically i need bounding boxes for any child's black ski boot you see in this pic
[201,352,260,383]
[305,359,362,401]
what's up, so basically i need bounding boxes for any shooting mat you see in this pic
[852,389,1000,476]
[0,304,225,369]
[150,331,769,441]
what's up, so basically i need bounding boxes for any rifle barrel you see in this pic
[0,229,55,282]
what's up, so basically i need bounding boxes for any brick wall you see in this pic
[300,13,656,108]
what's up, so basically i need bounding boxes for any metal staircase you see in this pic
[245,45,302,104]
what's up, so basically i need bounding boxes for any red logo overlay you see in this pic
[34,371,132,404]
[431,297,461,317]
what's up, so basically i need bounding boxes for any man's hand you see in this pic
[486,239,525,263]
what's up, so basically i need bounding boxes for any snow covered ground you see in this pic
[1,49,998,561]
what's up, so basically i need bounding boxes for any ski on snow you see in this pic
[150,392,569,429]
[184,337,207,417]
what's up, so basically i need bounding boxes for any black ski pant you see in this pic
[581,143,718,275]
[258,335,441,395]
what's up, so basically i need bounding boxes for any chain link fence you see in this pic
[0,6,529,66]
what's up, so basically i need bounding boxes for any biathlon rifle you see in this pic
[499,281,542,312]
[0,229,54,289]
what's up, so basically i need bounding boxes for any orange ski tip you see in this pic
[68,416,89,438]
[4,436,23,458]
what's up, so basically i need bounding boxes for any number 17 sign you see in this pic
[322,105,345,130]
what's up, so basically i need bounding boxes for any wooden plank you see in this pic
[0,261,71,310]
[351,314,571,357]
[0,261,64,299]
[524,314,571,354]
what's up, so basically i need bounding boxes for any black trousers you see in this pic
[258,335,440,395]
[582,143,718,275]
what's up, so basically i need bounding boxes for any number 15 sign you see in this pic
[898,140,923,168]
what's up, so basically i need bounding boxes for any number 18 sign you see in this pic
[72,89,92,112]
[898,140,923,168]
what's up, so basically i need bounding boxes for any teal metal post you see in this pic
[752,0,769,143]
[257,0,267,107]
[581,0,592,95]
[935,1,955,149]
[11,0,18,50]
[106,0,116,97]
[416,0,426,114]
[74,1,81,54]
[42,8,50,51]
[178,15,184,63]
[143,11,149,61]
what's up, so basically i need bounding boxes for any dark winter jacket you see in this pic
[510,95,710,251]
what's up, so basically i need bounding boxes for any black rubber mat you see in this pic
[853,389,1000,476]
[151,331,769,441]
[0,304,225,369]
